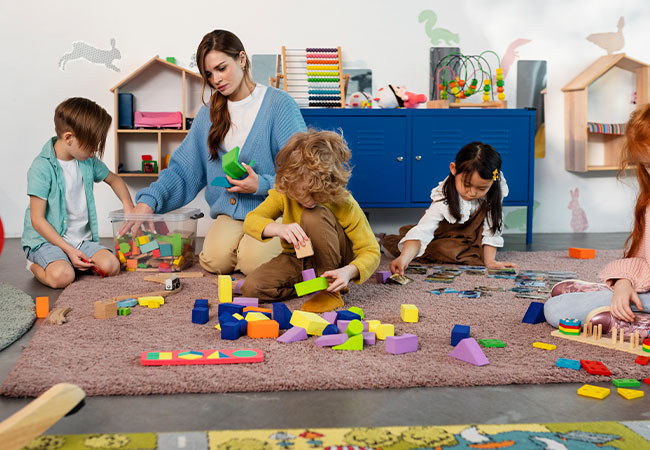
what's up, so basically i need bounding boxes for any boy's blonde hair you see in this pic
[275,130,352,204]
[54,97,112,158]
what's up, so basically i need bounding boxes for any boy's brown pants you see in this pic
[241,206,355,301]
[382,208,487,266]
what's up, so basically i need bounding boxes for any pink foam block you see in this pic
[233,297,259,307]
[323,311,338,324]
[385,334,418,354]
[233,279,245,295]
[376,270,391,283]
[302,268,316,281]
[277,326,308,343]
[337,320,369,333]
[362,331,376,346]
[315,333,348,347]
[449,337,489,366]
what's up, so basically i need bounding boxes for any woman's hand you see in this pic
[485,260,518,270]
[227,163,259,194]
[117,202,154,238]
[322,265,359,292]
[610,278,643,322]
[264,222,308,247]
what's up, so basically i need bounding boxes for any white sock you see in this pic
[26,259,34,273]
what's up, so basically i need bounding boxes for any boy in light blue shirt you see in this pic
[23,97,134,288]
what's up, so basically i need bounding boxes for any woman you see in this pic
[132,30,306,275]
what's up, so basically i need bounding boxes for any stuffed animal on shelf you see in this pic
[346,91,372,108]
[373,85,427,108]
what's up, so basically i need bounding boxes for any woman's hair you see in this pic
[275,130,352,204]
[442,141,503,234]
[54,97,112,158]
[619,103,650,257]
[196,29,252,161]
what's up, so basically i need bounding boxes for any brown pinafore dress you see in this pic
[382,208,487,266]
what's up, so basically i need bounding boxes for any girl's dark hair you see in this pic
[442,141,503,234]
[196,29,252,161]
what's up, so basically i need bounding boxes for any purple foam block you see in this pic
[449,337,489,366]
[386,334,418,354]
[302,268,316,281]
[232,279,245,295]
[315,333,348,347]
[277,326,308,343]
[362,331,376,346]
[323,311,338,324]
[376,270,391,284]
[233,297,259,307]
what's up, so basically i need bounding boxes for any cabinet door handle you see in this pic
[415,155,422,161]
[397,156,404,162]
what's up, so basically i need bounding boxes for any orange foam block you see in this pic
[35,296,49,319]
[243,306,273,314]
[569,247,595,259]
[247,320,280,338]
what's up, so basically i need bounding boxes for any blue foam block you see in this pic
[218,303,245,316]
[272,303,293,330]
[522,301,546,324]
[194,299,209,309]
[192,307,209,324]
[336,310,362,322]
[221,322,241,340]
[451,324,471,346]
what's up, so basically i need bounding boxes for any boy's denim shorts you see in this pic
[25,241,108,269]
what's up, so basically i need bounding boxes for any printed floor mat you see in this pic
[23,421,650,450]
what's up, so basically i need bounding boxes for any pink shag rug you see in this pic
[2,249,643,398]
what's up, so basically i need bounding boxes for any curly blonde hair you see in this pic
[275,130,352,204]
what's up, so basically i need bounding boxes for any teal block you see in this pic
[211,176,232,188]
[295,277,329,296]
[139,240,159,254]
[159,242,173,257]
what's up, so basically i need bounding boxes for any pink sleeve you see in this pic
[599,257,650,291]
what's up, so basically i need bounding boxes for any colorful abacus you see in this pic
[281,46,345,108]
[559,318,582,335]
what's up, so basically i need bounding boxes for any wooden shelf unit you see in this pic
[563,53,650,172]
[109,56,203,178]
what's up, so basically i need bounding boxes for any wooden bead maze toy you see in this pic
[428,50,507,109]
[273,47,349,108]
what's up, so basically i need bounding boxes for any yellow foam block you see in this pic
[532,342,556,350]
[136,235,150,246]
[118,251,126,264]
[147,301,161,309]
[232,313,244,320]
[218,275,233,303]
[138,296,165,306]
[618,388,645,400]
[376,324,395,340]
[245,312,270,322]
[214,324,221,330]
[290,310,330,335]
[173,255,185,267]
[367,320,381,332]
[577,384,610,399]
[400,304,419,323]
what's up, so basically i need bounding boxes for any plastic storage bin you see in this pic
[109,208,203,272]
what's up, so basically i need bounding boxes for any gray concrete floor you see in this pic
[2,233,649,435]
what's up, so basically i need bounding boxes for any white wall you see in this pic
[1,0,647,239]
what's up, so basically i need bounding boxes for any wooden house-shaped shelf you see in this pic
[562,53,650,172]
[109,56,204,178]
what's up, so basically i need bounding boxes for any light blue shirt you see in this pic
[22,137,109,251]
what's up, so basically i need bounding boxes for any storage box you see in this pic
[109,208,203,272]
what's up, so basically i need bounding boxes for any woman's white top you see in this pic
[222,84,268,153]
[398,173,509,257]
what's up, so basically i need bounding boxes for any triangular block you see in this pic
[273,303,293,330]
[522,301,546,324]
[333,334,363,350]
[449,338,489,366]
[277,326,308,343]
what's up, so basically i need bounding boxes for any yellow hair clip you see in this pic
[492,169,499,181]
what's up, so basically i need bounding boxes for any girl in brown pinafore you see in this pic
[383,141,516,275]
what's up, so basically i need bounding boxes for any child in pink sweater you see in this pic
[544,104,650,336]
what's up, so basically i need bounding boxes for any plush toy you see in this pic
[373,85,427,109]
[346,91,372,108]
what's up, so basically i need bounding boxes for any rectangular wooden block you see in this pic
[569,247,596,259]
[94,300,117,319]
[294,238,314,258]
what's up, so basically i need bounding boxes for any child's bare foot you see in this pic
[301,291,344,313]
